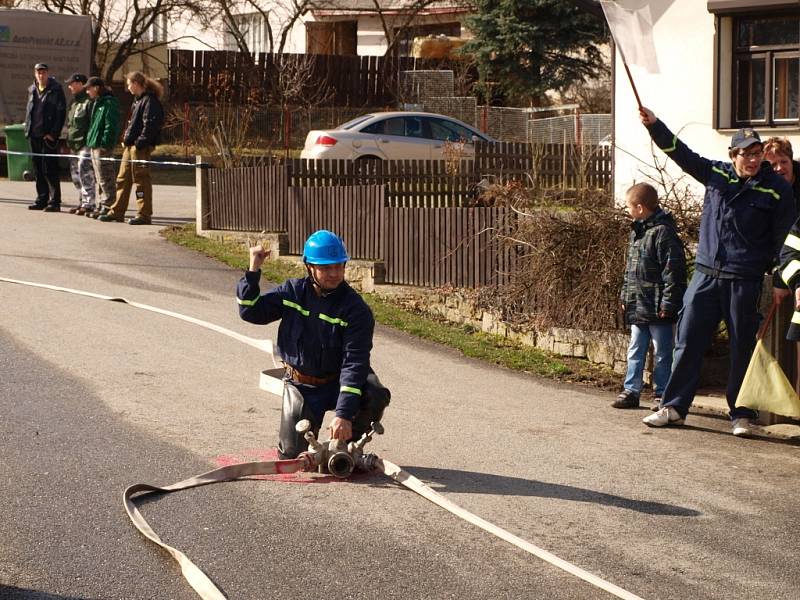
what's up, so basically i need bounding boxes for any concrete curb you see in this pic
[692,395,800,441]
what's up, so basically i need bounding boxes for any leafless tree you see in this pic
[196,0,323,55]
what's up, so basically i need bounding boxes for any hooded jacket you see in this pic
[647,119,796,280]
[123,91,164,149]
[620,208,687,325]
[87,91,121,150]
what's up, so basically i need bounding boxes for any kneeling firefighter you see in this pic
[237,230,391,460]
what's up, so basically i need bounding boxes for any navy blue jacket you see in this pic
[648,119,795,280]
[237,271,374,420]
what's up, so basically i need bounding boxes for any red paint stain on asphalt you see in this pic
[213,448,368,484]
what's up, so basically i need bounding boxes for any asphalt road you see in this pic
[1,181,799,600]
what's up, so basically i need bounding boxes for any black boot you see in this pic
[350,373,391,441]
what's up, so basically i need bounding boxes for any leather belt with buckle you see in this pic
[285,365,337,386]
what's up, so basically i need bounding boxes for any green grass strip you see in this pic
[162,223,575,380]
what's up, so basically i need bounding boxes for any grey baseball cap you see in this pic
[34,63,48,71]
[730,128,762,150]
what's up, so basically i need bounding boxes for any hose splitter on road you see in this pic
[0,276,645,600]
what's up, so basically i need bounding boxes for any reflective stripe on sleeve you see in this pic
[340,385,362,396]
[752,186,780,200]
[711,166,739,184]
[782,260,800,286]
[659,135,677,153]
[282,299,310,316]
[319,313,348,327]
[785,234,800,252]
[237,296,260,306]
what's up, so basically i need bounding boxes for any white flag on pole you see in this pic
[600,1,661,74]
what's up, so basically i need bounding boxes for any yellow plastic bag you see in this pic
[736,330,800,419]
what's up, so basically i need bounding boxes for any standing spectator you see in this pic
[24,63,66,212]
[84,77,120,219]
[64,73,96,215]
[765,138,800,387]
[613,182,686,410]
[764,137,800,209]
[99,71,164,225]
[639,107,796,436]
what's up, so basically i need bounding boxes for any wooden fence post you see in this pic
[195,155,210,235]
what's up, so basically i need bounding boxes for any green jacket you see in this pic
[86,91,121,150]
[66,90,93,150]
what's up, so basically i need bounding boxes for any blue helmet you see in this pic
[302,230,350,265]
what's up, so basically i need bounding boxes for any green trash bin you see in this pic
[4,123,34,181]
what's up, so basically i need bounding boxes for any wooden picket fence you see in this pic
[201,143,609,287]
[203,164,516,287]
[169,50,472,107]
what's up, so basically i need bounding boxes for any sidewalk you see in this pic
[693,393,800,441]
[0,178,196,222]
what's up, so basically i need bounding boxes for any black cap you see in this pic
[65,73,88,84]
[730,128,762,150]
[86,76,105,88]
[34,63,48,71]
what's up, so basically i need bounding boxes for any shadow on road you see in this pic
[401,465,701,516]
[652,420,800,446]
[0,585,97,600]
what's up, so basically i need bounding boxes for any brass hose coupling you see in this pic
[296,419,384,478]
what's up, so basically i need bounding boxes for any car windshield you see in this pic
[339,115,374,130]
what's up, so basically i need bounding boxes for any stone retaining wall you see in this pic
[414,288,630,373]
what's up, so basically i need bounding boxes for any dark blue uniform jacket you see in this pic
[237,271,374,420]
[647,119,795,280]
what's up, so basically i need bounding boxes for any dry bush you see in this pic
[474,160,702,332]
[636,148,703,255]
[442,139,467,175]
[477,189,629,331]
[164,69,284,168]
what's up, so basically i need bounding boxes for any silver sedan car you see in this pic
[300,111,494,161]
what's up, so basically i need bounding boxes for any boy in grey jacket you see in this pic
[613,183,687,409]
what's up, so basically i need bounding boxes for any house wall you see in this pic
[304,13,469,56]
[613,0,800,203]
[169,19,226,51]
[167,8,470,56]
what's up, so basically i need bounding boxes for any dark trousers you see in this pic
[29,136,61,206]
[662,271,760,421]
[278,373,391,459]
[297,373,390,436]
